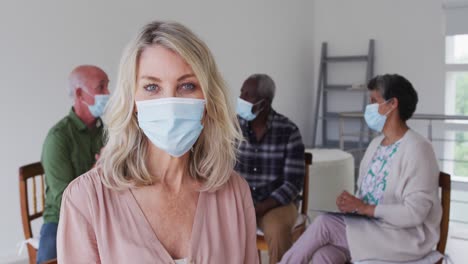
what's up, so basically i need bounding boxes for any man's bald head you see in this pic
[68,65,109,99]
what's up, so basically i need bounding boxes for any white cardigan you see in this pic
[345,129,442,262]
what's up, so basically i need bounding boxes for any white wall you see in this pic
[0,0,314,261]
[311,0,446,143]
[0,0,451,261]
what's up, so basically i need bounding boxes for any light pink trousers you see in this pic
[279,214,351,264]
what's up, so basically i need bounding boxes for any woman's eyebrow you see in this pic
[140,75,162,82]
[178,74,196,82]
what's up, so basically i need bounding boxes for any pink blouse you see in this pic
[57,168,258,264]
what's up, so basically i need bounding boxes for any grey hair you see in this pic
[68,64,99,99]
[67,65,106,99]
[68,75,84,98]
[248,73,276,102]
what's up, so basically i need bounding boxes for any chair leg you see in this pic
[27,246,37,264]
[258,250,262,263]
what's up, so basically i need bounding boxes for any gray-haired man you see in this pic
[235,74,305,264]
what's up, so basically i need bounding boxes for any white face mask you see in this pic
[364,100,393,132]
[136,97,205,157]
[236,97,264,121]
[82,90,110,118]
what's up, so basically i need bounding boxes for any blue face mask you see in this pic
[364,100,393,132]
[84,92,110,118]
[136,97,205,157]
[236,97,264,121]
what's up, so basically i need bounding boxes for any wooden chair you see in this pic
[19,162,55,264]
[436,172,451,264]
[257,152,313,261]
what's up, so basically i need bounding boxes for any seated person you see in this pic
[280,74,442,264]
[57,21,258,263]
[235,74,305,264]
[37,65,109,264]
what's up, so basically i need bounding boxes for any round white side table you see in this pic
[305,148,355,221]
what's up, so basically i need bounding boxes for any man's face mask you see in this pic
[236,97,264,121]
[82,90,110,118]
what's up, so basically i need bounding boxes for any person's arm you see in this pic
[57,181,100,263]
[42,132,75,222]
[374,141,440,228]
[267,127,305,210]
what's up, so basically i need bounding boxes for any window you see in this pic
[454,132,468,177]
[446,34,468,64]
[445,34,468,181]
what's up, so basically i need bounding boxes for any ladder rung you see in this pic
[325,55,368,62]
[325,85,367,92]
[326,85,351,90]
[323,112,366,119]
[323,112,340,119]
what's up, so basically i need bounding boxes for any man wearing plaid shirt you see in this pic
[235,74,305,264]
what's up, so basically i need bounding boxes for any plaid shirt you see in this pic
[235,110,305,205]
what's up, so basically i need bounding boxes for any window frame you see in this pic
[445,34,468,185]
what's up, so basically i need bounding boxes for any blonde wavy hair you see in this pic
[98,21,242,191]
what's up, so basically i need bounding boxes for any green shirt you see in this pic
[42,108,104,223]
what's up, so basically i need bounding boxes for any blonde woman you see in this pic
[57,21,258,264]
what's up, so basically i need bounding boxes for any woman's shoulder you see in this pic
[205,171,254,217]
[400,129,435,160]
[404,129,431,145]
[215,171,251,199]
[63,168,108,208]
[399,129,435,155]
[229,171,250,190]
[67,167,103,190]
[369,130,432,150]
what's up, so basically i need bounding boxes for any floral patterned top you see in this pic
[357,139,402,205]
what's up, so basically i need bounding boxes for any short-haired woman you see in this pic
[280,74,442,264]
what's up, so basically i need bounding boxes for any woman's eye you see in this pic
[144,84,159,92]
[180,83,196,91]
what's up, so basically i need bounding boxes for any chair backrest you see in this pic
[19,162,45,240]
[437,172,451,256]
[300,152,313,215]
